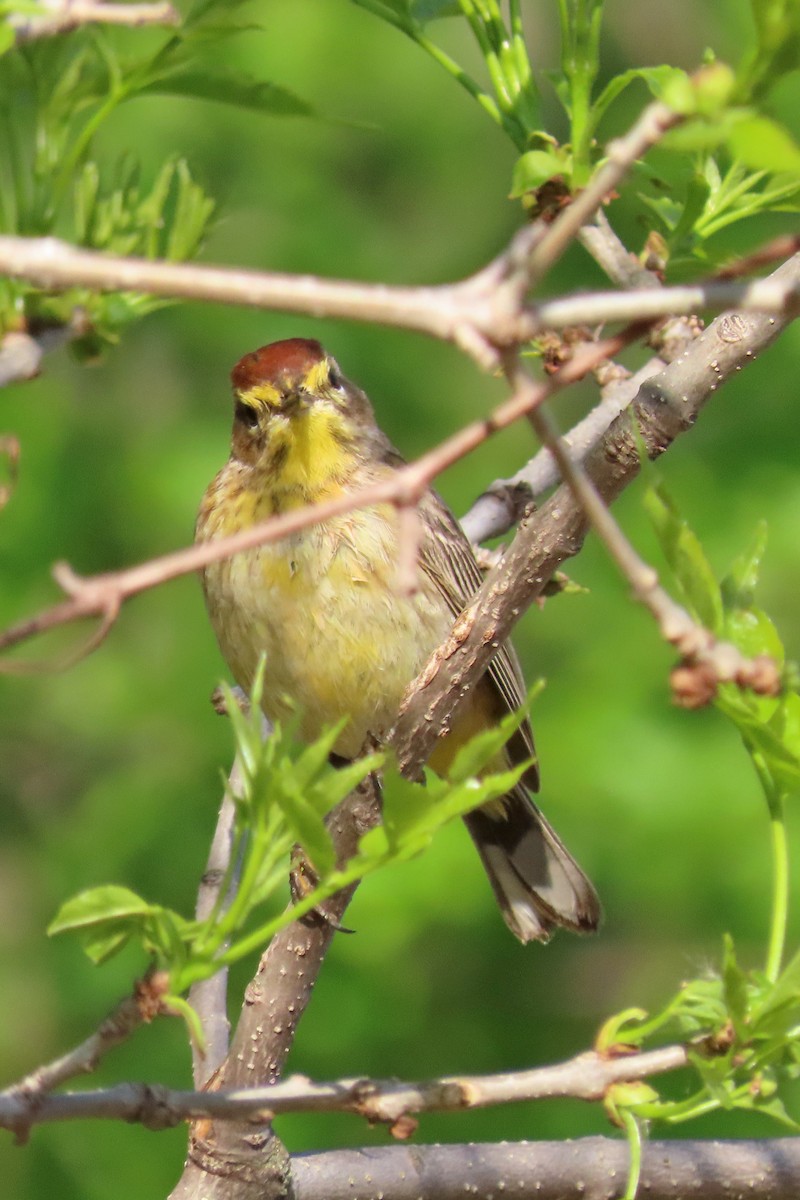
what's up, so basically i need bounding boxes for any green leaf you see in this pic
[48,885,156,935]
[379,753,527,859]
[741,724,800,794]
[510,149,567,196]
[593,66,690,126]
[273,779,336,875]
[445,683,543,783]
[753,945,800,1022]
[144,67,316,118]
[48,885,163,965]
[722,521,768,608]
[291,720,351,793]
[669,173,712,246]
[728,115,800,175]
[770,693,800,764]
[722,933,750,1032]
[380,769,435,851]
[723,606,784,666]
[0,20,15,57]
[310,752,384,810]
[644,485,724,632]
[411,0,461,19]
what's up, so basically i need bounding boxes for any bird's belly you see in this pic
[203,516,452,757]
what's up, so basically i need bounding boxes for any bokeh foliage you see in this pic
[1,1,800,1197]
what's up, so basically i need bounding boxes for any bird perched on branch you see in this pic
[196,337,600,943]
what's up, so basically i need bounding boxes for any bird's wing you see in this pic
[416,488,539,787]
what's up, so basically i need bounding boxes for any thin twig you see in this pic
[189,791,237,1089]
[532,275,800,331]
[460,356,666,540]
[0,1044,689,1131]
[11,0,178,42]
[3,973,169,1142]
[526,100,681,283]
[578,211,662,289]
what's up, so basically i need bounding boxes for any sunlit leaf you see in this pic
[510,149,567,196]
[644,485,723,632]
[728,115,800,175]
[145,67,316,118]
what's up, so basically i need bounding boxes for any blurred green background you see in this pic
[2,0,800,1195]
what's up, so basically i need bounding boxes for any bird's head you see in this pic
[228,338,382,492]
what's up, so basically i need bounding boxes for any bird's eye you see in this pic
[328,365,345,391]
[235,400,259,429]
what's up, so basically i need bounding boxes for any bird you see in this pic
[196,337,600,943]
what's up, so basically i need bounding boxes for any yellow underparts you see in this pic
[201,396,511,789]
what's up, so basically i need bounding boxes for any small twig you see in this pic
[460,356,666,540]
[0,320,86,388]
[10,0,179,42]
[189,791,237,1089]
[0,1044,689,1132]
[526,100,682,283]
[4,973,169,1142]
[578,212,662,289]
[532,275,800,331]
[394,502,424,596]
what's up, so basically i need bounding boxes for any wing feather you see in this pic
[416,489,539,788]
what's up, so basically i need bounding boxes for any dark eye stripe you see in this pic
[235,400,259,428]
[328,365,344,391]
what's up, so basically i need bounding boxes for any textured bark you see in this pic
[291,1138,800,1200]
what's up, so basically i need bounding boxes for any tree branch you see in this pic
[2,972,169,1143]
[391,252,800,769]
[0,233,796,377]
[460,250,800,540]
[10,0,178,42]
[0,1044,690,1131]
[291,1138,800,1200]
[526,100,681,283]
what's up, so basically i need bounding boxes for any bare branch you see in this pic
[1,235,796,374]
[0,233,537,369]
[189,792,237,1089]
[10,0,178,42]
[526,100,681,283]
[0,1044,689,1131]
[578,211,662,289]
[3,973,169,1142]
[392,252,800,769]
[460,357,666,540]
[292,1138,800,1200]
[533,274,800,331]
[462,251,800,543]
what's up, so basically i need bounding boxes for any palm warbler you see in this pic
[196,338,600,942]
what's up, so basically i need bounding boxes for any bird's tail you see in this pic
[463,787,601,943]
